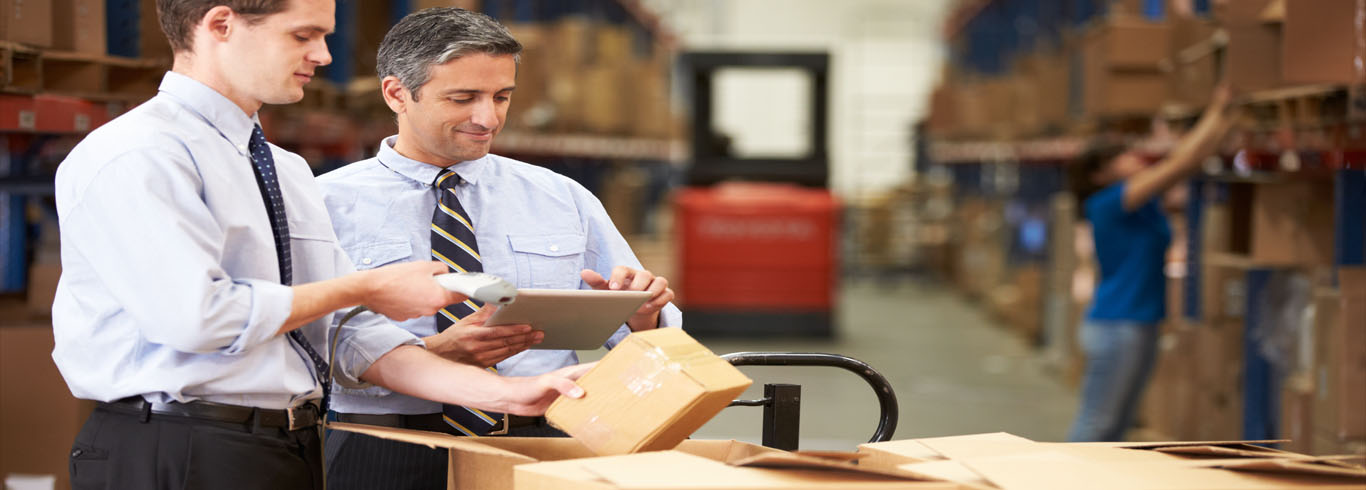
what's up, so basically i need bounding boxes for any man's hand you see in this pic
[423,304,542,367]
[581,266,674,331]
[501,362,595,416]
[360,261,468,321]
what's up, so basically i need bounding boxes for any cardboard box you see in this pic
[860,433,1366,489]
[1332,268,1366,439]
[546,328,752,455]
[329,423,779,490]
[1218,0,1285,92]
[1249,181,1335,267]
[1087,16,1173,69]
[1,325,97,490]
[138,0,172,59]
[52,0,105,54]
[1080,18,1170,117]
[0,0,52,47]
[515,449,953,489]
[1282,0,1358,84]
[1167,15,1220,108]
[1280,376,1316,455]
[580,64,628,134]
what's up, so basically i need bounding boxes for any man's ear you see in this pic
[201,5,236,43]
[380,76,409,115]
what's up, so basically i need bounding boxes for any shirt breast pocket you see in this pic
[348,240,412,270]
[286,220,341,281]
[508,233,587,289]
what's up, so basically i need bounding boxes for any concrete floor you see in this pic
[583,277,1080,451]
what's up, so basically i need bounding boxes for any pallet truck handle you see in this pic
[721,352,899,445]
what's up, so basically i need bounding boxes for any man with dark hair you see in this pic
[53,2,588,489]
[317,7,681,488]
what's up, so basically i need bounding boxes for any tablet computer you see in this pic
[484,289,651,350]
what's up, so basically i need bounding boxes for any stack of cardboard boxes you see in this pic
[928,0,1364,139]
[518,19,677,139]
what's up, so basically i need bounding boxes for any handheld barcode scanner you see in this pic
[329,272,517,377]
[433,272,518,306]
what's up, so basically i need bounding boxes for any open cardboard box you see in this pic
[858,433,1366,490]
[331,422,779,490]
[331,422,956,489]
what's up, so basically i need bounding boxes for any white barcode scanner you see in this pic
[329,272,518,379]
[433,272,518,306]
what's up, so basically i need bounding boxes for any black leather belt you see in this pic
[101,397,321,431]
[335,412,546,436]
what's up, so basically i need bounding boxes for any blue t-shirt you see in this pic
[1085,182,1172,324]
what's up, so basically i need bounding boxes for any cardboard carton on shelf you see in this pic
[1216,0,1285,93]
[53,0,105,55]
[1248,180,1335,267]
[1080,17,1172,117]
[545,328,752,456]
[1166,14,1220,108]
[1328,268,1366,440]
[0,0,52,47]
[1282,0,1360,85]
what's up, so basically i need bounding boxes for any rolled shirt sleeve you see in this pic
[326,244,424,389]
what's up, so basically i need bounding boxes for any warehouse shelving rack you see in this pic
[1,0,691,300]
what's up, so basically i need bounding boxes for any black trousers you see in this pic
[70,405,323,490]
[324,416,567,490]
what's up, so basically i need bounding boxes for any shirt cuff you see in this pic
[602,303,684,349]
[222,278,294,356]
[332,311,424,389]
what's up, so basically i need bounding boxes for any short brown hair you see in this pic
[156,0,291,52]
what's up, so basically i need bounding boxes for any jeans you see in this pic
[1066,320,1159,442]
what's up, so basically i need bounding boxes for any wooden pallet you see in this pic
[1,41,168,102]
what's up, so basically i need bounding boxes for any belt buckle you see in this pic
[486,414,509,436]
[287,404,317,431]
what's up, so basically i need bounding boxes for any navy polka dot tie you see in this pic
[248,124,331,411]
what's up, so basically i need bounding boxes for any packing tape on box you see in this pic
[621,347,683,397]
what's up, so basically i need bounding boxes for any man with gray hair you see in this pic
[318,7,682,488]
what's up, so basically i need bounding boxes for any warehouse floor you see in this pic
[582,274,1081,451]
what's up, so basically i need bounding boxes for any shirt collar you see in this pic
[376,135,490,187]
[157,71,259,156]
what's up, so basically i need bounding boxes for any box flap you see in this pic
[1038,444,1191,463]
[675,439,783,463]
[859,439,948,464]
[1153,444,1308,459]
[913,432,1040,460]
[464,436,597,461]
[327,422,533,460]
[958,451,1365,490]
[896,461,997,489]
[577,451,956,488]
[1193,457,1366,479]
[1068,439,1287,449]
[729,452,935,481]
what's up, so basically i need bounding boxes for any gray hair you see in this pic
[377,7,522,101]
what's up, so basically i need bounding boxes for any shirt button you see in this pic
[548,245,560,252]
[238,144,247,152]
[362,258,373,265]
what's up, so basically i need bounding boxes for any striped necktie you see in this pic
[247,124,330,411]
[431,168,503,436]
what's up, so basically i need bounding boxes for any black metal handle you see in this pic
[721,352,898,444]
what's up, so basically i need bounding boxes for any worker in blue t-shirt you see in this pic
[1066,86,1237,442]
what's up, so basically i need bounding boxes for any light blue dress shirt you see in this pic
[318,136,684,415]
[51,72,421,410]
